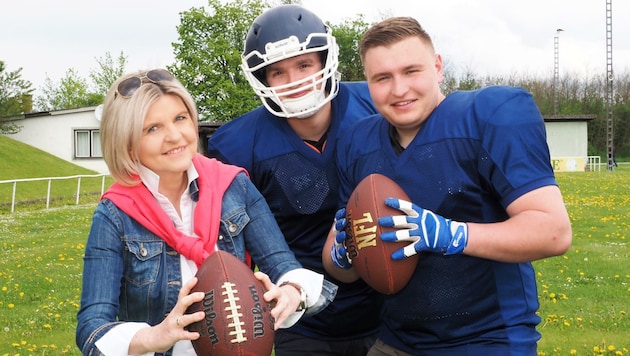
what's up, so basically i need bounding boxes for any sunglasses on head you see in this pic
[115,69,174,98]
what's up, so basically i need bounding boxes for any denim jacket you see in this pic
[76,173,336,355]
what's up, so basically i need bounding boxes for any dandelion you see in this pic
[8,303,14,309]
[609,345,616,352]
[576,317,583,327]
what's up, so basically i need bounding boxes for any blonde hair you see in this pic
[359,17,435,63]
[100,69,199,186]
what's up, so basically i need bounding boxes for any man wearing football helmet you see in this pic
[208,5,381,355]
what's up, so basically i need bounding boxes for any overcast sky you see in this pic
[2,0,629,95]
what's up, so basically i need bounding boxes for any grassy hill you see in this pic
[0,135,112,213]
[0,134,98,180]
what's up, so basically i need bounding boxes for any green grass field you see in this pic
[0,135,114,214]
[0,135,628,355]
[535,168,629,355]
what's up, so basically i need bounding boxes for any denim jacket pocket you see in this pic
[217,208,250,260]
[222,208,250,237]
[123,239,163,286]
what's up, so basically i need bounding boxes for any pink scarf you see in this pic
[102,154,246,267]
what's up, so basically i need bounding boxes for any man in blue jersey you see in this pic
[207,5,381,356]
[324,17,572,355]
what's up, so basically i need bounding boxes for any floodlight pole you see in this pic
[605,0,615,171]
[553,28,564,115]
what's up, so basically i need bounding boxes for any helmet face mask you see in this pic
[242,5,340,118]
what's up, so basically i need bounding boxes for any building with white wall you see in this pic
[4,106,108,173]
[544,115,596,172]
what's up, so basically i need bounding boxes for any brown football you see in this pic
[345,173,419,294]
[185,250,274,356]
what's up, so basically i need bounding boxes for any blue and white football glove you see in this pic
[330,208,352,269]
[379,198,468,260]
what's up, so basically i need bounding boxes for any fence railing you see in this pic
[587,155,601,172]
[0,174,109,213]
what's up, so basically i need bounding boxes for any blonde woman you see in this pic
[76,69,335,355]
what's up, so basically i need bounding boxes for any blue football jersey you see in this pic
[208,82,383,340]
[336,86,557,352]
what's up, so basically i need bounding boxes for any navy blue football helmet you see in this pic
[242,5,340,118]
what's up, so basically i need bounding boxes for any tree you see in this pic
[171,0,266,122]
[330,14,372,82]
[0,61,34,134]
[90,51,127,96]
[34,52,127,112]
[35,68,102,111]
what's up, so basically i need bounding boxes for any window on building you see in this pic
[74,129,102,158]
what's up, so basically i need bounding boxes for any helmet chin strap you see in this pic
[280,88,326,119]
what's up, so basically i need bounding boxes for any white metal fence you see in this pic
[0,174,109,213]
[587,156,601,172]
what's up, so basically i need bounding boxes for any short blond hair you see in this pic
[100,69,199,186]
[359,17,435,63]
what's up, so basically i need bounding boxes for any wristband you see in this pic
[279,281,307,312]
